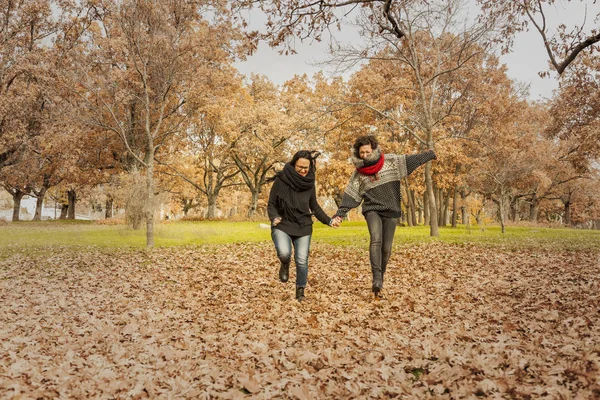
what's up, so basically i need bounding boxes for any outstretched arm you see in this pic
[405,150,437,176]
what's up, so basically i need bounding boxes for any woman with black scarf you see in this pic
[267,150,337,302]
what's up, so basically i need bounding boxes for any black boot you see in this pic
[296,287,305,302]
[279,262,290,282]
[372,270,383,297]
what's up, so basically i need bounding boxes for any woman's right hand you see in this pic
[272,217,282,226]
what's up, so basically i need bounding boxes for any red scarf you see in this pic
[357,153,385,176]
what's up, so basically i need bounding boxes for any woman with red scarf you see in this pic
[333,136,436,297]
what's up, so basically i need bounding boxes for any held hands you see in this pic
[330,216,343,228]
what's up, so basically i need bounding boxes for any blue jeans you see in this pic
[365,211,397,276]
[271,228,312,287]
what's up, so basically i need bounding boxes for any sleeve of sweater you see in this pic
[333,172,363,219]
[267,179,281,222]
[309,187,332,226]
[402,150,437,177]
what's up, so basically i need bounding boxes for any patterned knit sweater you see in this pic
[334,150,436,219]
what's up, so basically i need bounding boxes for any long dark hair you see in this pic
[352,135,379,158]
[290,150,321,172]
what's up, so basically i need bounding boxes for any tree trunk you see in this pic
[33,196,43,221]
[436,185,443,227]
[474,209,482,226]
[441,188,450,227]
[33,187,48,221]
[425,161,439,236]
[409,190,417,226]
[248,190,259,218]
[10,190,26,222]
[509,196,519,222]
[146,161,155,248]
[460,189,468,225]
[451,186,459,228]
[182,197,196,216]
[529,193,539,222]
[206,194,217,219]
[497,194,507,234]
[67,190,76,219]
[60,204,68,219]
[415,193,423,225]
[423,190,429,226]
[105,196,114,219]
[564,201,571,226]
[407,189,416,226]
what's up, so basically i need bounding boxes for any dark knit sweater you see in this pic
[267,178,332,237]
[334,150,436,219]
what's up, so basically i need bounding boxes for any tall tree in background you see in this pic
[239,0,493,236]
[477,0,600,75]
[0,0,68,172]
[0,0,89,220]
[229,75,291,217]
[235,0,425,50]
[547,53,600,163]
[164,67,244,219]
[62,0,241,246]
[468,93,547,233]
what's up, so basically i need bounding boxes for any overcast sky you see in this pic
[234,1,599,101]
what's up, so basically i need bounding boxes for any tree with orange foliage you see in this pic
[236,0,494,237]
[1,0,54,171]
[157,62,245,220]
[228,75,293,217]
[61,0,243,245]
[547,53,600,163]
[467,94,548,233]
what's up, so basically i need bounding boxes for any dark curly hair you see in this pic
[352,135,379,158]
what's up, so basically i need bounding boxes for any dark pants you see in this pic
[365,212,397,282]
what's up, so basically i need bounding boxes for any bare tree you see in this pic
[477,0,600,75]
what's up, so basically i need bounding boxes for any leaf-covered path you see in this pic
[1,243,599,398]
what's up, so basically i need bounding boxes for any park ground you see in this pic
[0,221,599,398]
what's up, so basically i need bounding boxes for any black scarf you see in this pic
[274,162,315,223]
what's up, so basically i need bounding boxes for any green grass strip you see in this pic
[0,220,599,252]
